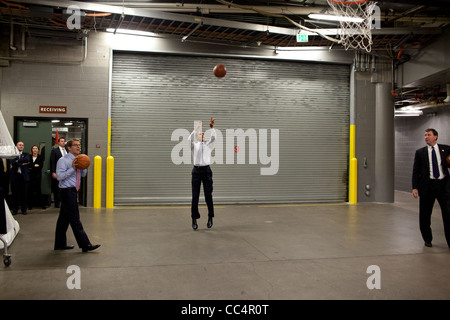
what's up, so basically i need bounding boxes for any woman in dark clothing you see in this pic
[28,145,46,210]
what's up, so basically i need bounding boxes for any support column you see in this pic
[374,82,394,202]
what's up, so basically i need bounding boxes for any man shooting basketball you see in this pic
[188,117,216,230]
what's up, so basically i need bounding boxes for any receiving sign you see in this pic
[39,106,67,114]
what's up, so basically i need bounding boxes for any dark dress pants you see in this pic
[191,166,214,219]
[11,174,29,213]
[52,178,61,207]
[54,187,90,249]
[419,178,450,247]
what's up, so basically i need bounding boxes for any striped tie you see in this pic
[76,169,81,191]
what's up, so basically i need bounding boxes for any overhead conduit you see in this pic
[0,1,90,64]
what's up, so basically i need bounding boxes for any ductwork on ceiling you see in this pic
[0,0,449,107]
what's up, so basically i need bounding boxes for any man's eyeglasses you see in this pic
[72,144,81,147]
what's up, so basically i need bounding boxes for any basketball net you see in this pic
[0,110,19,159]
[327,0,377,53]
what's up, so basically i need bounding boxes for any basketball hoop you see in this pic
[327,0,378,53]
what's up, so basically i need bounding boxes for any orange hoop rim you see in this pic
[329,0,369,4]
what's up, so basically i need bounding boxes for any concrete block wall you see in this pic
[395,107,450,192]
[394,27,450,194]
[0,33,110,206]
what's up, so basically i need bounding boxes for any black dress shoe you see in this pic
[54,245,75,250]
[82,244,101,252]
[192,218,198,230]
[207,217,213,228]
[424,242,432,247]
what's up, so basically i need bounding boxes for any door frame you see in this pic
[14,116,89,206]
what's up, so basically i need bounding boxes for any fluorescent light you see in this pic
[394,110,423,117]
[64,122,73,126]
[308,13,364,23]
[394,114,422,117]
[106,28,158,37]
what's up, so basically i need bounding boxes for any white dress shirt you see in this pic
[428,144,444,180]
[59,146,67,156]
[188,128,216,166]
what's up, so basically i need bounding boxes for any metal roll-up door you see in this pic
[111,52,350,205]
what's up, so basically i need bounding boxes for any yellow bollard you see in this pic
[93,156,102,209]
[349,157,358,204]
[348,124,357,204]
[106,155,114,208]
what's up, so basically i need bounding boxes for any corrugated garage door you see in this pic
[111,52,350,205]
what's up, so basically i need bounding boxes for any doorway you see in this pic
[14,117,88,206]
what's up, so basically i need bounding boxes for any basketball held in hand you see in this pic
[75,154,91,170]
[446,154,450,167]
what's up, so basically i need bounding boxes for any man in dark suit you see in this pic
[50,137,67,208]
[10,141,31,215]
[412,128,450,248]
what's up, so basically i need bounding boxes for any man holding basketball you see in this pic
[412,128,450,248]
[189,117,216,230]
[54,139,100,252]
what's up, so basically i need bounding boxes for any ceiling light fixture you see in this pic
[308,13,364,23]
[106,28,159,37]
[394,110,423,117]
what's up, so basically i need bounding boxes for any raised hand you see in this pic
[195,120,203,131]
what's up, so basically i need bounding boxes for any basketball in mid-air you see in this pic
[446,154,450,167]
[75,154,90,170]
[213,64,226,78]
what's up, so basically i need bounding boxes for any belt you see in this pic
[194,165,210,169]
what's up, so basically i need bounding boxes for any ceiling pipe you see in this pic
[10,21,17,50]
[21,28,25,51]
[0,30,88,64]
[181,19,203,42]
[97,2,326,14]
[376,0,450,6]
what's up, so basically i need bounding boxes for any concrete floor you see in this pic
[1,190,450,301]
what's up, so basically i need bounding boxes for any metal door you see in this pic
[15,119,53,206]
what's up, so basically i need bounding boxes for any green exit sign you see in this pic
[296,34,309,42]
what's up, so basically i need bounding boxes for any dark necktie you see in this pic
[431,147,440,179]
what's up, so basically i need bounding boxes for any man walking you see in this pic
[412,128,450,248]
[54,139,100,252]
